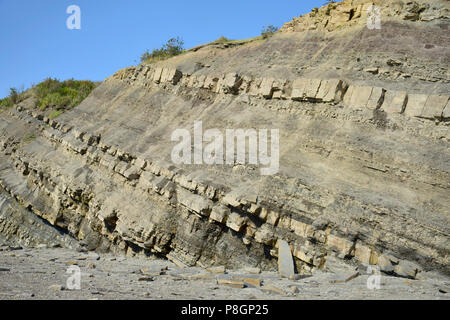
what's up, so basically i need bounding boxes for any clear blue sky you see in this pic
[0,0,321,98]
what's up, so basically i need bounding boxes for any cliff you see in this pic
[1,0,449,280]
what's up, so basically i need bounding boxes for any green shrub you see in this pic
[34,78,96,110]
[0,87,25,110]
[0,78,96,117]
[9,87,19,104]
[261,25,279,39]
[0,97,12,109]
[141,37,185,63]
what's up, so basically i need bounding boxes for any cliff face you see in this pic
[1,0,449,279]
[280,0,449,33]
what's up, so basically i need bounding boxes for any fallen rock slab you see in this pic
[217,279,245,288]
[232,276,261,287]
[329,272,360,283]
[394,260,421,279]
[277,240,295,278]
[260,285,285,295]
[241,266,261,274]
[207,266,226,274]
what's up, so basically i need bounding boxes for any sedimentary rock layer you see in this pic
[1,63,448,278]
[111,65,450,121]
[0,0,448,280]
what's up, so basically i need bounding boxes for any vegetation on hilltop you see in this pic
[0,87,25,110]
[0,78,98,118]
[261,25,279,39]
[34,78,97,111]
[141,24,280,63]
[140,37,185,63]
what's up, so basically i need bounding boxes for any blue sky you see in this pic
[0,0,321,98]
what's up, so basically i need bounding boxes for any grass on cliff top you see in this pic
[187,35,265,53]
[191,26,279,51]
[141,26,279,64]
[212,35,264,45]
[140,37,186,64]
[0,78,98,118]
[0,87,21,110]
[0,96,13,110]
[34,78,97,111]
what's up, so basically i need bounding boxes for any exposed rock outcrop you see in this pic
[110,65,449,121]
[280,0,449,33]
[0,0,448,281]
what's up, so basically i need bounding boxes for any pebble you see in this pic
[18,293,35,298]
[260,285,285,295]
[217,279,245,288]
[242,267,261,274]
[89,253,100,261]
[76,247,88,253]
[207,266,226,274]
[138,277,155,282]
[438,287,448,294]
[8,246,23,251]
[289,286,300,294]
[48,284,65,291]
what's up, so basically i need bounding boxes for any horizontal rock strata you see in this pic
[110,66,450,121]
[1,76,448,278]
